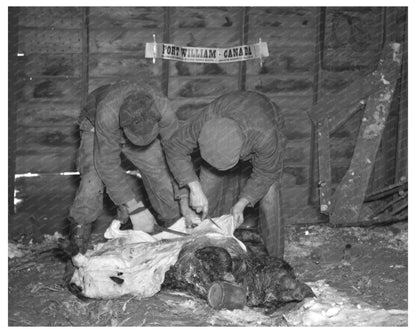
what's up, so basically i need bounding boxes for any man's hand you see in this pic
[180,197,202,227]
[188,180,209,219]
[231,198,250,227]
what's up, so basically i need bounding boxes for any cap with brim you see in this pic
[123,122,159,146]
[119,92,160,146]
[198,118,243,171]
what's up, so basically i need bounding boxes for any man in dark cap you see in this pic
[164,90,286,258]
[65,80,196,282]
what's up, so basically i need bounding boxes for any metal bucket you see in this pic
[207,281,246,310]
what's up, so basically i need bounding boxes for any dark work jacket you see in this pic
[93,80,178,205]
[79,84,113,126]
[164,90,286,206]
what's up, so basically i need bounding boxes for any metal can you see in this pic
[207,281,246,310]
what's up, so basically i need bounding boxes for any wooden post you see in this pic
[238,7,249,91]
[8,7,19,217]
[161,7,170,96]
[81,7,90,107]
[394,8,407,182]
[316,118,331,214]
[330,43,402,224]
[308,7,326,206]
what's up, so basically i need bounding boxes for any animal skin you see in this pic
[163,229,315,312]
[67,216,314,311]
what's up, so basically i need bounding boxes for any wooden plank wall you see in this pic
[248,7,317,222]
[16,7,83,173]
[88,7,165,90]
[13,7,84,235]
[369,7,408,192]
[12,7,405,234]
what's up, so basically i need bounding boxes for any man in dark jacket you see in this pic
[164,91,286,257]
[66,80,195,271]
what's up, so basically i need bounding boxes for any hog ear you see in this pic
[72,253,88,268]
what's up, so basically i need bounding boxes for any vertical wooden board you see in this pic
[80,7,89,110]
[170,29,240,47]
[20,78,82,102]
[246,45,314,75]
[282,166,309,187]
[88,76,163,93]
[16,149,78,174]
[18,28,82,54]
[309,70,381,134]
[18,7,83,28]
[269,95,313,117]
[284,140,311,165]
[169,61,240,76]
[320,70,365,94]
[170,7,243,29]
[89,53,161,77]
[15,125,79,173]
[89,7,164,29]
[247,26,315,47]
[248,7,315,25]
[246,74,313,95]
[396,32,408,181]
[282,116,312,140]
[323,7,383,70]
[89,28,163,53]
[15,126,79,152]
[17,102,80,127]
[18,53,82,77]
[10,7,19,216]
[282,185,312,210]
[316,118,332,214]
[168,77,238,98]
[13,175,79,235]
[248,7,315,51]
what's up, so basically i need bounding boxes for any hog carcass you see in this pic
[69,215,314,310]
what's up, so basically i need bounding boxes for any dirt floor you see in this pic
[8,220,408,327]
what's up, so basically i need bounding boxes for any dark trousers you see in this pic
[200,162,284,258]
[69,119,180,226]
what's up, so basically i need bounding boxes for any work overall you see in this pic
[68,118,181,229]
[200,158,284,259]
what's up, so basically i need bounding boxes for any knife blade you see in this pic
[152,225,190,236]
[206,215,223,231]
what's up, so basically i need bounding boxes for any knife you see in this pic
[206,215,223,231]
[152,225,190,237]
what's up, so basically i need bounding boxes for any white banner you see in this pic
[145,41,269,64]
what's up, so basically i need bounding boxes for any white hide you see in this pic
[70,215,245,299]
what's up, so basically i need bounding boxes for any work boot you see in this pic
[70,222,93,255]
[63,220,93,285]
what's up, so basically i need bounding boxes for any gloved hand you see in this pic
[231,198,250,227]
[188,180,209,219]
[129,208,156,233]
[180,197,202,228]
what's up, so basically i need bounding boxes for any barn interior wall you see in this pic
[10,6,407,236]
